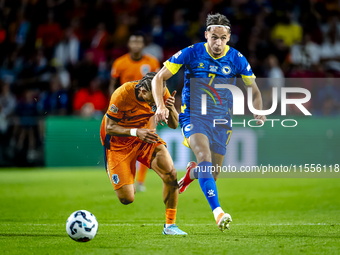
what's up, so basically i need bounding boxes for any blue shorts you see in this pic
[179,110,232,155]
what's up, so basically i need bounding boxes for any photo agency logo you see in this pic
[200,83,312,128]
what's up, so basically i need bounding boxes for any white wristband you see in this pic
[130,128,137,137]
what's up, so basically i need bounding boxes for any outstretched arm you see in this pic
[152,67,173,126]
[105,117,159,143]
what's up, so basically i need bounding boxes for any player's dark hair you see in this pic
[137,72,166,91]
[129,31,146,42]
[206,13,231,33]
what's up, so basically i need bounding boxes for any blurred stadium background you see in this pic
[0,0,339,168]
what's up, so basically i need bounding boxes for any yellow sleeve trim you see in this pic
[241,74,256,86]
[181,104,187,114]
[164,60,183,75]
[181,127,190,148]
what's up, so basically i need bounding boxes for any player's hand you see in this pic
[165,90,177,110]
[254,114,266,125]
[154,105,169,126]
[136,129,159,143]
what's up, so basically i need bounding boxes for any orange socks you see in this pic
[165,208,177,226]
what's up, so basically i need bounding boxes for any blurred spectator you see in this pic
[37,75,69,116]
[0,49,23,85]
[109,32,160,94]
[264,55,284,113]
[271,10,302,47]
[0,22,6,44]
[320,14,340,41]
[266,54,285,88]
[167,9,190,48]
[72,51,98,89]
[0,80,16,134]
[18,49,50,89]
[320,26,340,72]
[290,32,320,69]
[187,11,207,44]
[15,89,39,163]
[54,27,80,68]
[315,95,338,116]
[97,59,111,82]
[150,15,165,47]
[0,79,16,164]
[35,11,62,58]
[315,75,340,114]
[73,77,108,116]
[91,23,107,51]
[8,10,30,47]
[143,33,164,63]
[113,14,132,47]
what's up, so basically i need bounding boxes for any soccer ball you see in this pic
[66,210,98,242]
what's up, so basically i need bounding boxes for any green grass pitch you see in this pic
[0,168,339,254]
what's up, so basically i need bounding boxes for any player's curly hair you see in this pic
[206,13,231,33]
[137,72,166,91]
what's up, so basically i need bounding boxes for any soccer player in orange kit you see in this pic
[100,72,186,235]
[110,32,160,191]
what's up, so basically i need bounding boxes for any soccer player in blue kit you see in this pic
[152,13,266,232]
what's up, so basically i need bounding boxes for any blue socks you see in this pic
[197,161,221,211]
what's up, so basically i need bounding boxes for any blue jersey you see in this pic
[164,42,255,119]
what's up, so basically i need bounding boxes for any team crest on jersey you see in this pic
[140,64,151,76]
[109,104,119,113]
[198,63,204,68]
[222,65,231,75]
[174,51,182,59]
[184,124,193,132]
[209,65,218,72]
[112,174,119,184]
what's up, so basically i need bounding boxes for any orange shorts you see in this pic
[103,138,166,190]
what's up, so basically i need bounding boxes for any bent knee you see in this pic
[162,167,178,184]
[119,196,134,205]
[196,150,211,162]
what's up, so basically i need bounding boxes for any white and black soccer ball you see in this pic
[66,210,98,242]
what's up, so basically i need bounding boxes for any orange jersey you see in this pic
[111,53,160,86]
[100,81,170,149]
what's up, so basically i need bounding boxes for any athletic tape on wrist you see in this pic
[130,128,137,136]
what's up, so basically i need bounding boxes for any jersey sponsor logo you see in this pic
[197,63,205,68]
[174,50,182,59]
[140,64,151,76]
[184,124,193,132]
[209,65,218,72]
[238,52,243,57]
[222,65,231,75]
[247,64,251,71]
[109,104,119,113]
[112,174,119,184]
